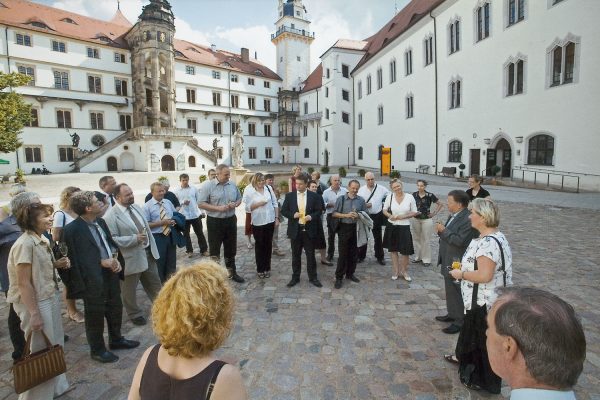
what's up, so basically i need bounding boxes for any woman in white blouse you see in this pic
[243,173,279,278]
[382,179,420,282]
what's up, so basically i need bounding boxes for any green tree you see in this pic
[0,72,32,153]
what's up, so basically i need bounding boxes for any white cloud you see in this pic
[50,0,142,23]
[174,19,211,47]
[215,25,276,70]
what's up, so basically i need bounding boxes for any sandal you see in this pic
[68,310,85,323]
[444,354,459,365]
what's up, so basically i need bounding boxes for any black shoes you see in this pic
[320,260,334,266]
[442,324,462,334]
[357,258,365,264]
[326,256,333,262]
[131,316,147,326]
[91,350,119,363]
[309,279,323,288]
[229,272,245,283]
[347,275,360,283]
[435,315,454,322]
[109,338,140,350]
[377,259,386,266]
[286,278,300,287]
[334,279,343,289]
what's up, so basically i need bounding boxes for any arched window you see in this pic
[448,140,462,162]
[304,148,310,158]
[527,134,554,165]
[406,143,415,161]
[188,156,196,168]
[358,146,363,160]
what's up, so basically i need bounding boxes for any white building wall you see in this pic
[297,89,321,165]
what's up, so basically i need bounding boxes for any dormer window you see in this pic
[98,36,112,43]
[30,21,49,29]
[174,50,184,57]
[254,69,264,76]
[187,47,200,53]
[61,18,78,25]
[221,62,232,68]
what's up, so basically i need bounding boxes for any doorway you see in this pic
[161,155,175,171]
[469,149,480,176]
[107,156,118,172]
[485,138,512,177]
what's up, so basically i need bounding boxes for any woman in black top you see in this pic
[411,179,443,267]
[466,174,491,201]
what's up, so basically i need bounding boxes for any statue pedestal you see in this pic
[232,167,250,185]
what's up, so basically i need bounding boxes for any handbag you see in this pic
[455,236,506,393]
[12,330,67,394]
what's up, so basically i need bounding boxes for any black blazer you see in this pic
[281,190,323,240]
[437,208,477,276]
[64,216,119,298]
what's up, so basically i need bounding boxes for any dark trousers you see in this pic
[253,222,274,273]
[444,274,465,326]
[5,291,25,361]
[291,230,318,281]
[153,233,177,283]
[326,214,336,259]
[336,223,358,280]
[207,216,237,272]
[357,211,384,261]
[184,217,208,253]
[82,271,123,354]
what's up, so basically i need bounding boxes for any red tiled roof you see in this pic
[301,63,322,93]
[174,40,281,81]
[1,0,281,80]
[354,0,445,72]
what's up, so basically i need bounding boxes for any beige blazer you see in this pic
[103,203,159,276]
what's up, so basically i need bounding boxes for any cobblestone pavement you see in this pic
[1,174,599,399]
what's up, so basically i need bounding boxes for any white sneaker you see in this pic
[391,275,398,280]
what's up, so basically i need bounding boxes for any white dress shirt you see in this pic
[174,186,202,220]
[244,186,278,226]
[322,187,348,215]
[358,184,389,214]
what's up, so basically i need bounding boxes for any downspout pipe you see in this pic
[430,11,439,175]
[227,70,232,166]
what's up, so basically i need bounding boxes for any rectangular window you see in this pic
[325,109,329,120]
[264,99,271,112]
[390,60,397,83]
[477,3,491,41]
[304,102,309,114]
[17,65,35,86]
[231,74,238,82]
[424,37,434,65]
[378,106,384,125]
[185,65,195,75]
[264,81,270,88]
[550,43,576,87]
[58,146,74,162]
[357,81,362,99]
[248,97,256,110]
[16,33,32,47]
[213,120,222,135]
[303,125,308,137]
[248,77,255,85]
[52,40,66,53]
[342,112,350,124]
[450,81,462,109]
[24,146,42,163]
[326,69,330,79]
[87,47,100,59]
[231,95,239,108]
[53,70,69,90]
[119,114,132,131]
[90,112,104,130]
[405,50,413,75]
[25,108,39,127]
[231,121,239,133]
[342,64,349,78]
[88,75,102,93]
[248,123,256,136]
[508,0,525,26]
[212,92,221,106]
[406,96,414,118]
[115,78,128,96]
[367,75,372,94]
[449,21,461,54]
[265,147,273,159]
[114,52,126,63]
[212,70,221,79]
[56,109,72,128]
[216,147,223,159]
[325,87,329,97]
[249,147,257,159]
[186,88,196,103]
[342,90,349,101]
[187,118,197,133]
[377,68,383,89]
[358,113,363,130]
[264,124,272,136]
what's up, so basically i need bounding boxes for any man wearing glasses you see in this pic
[357,172,389,265]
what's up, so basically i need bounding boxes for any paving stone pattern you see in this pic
[1,183,599,399]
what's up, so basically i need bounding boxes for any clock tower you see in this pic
[125,0,176,129]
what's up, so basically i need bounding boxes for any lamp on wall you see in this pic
[484,138,491,145]
[515,136,523,143]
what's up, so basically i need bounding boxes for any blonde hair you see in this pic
[152,261,234,358]
[469,198,500,228]
[59,186,80,209]
[251,172,265,189]
[389,178,403,190]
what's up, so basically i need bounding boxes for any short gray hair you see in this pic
[494,287,586,389]
[469,198,499,228]
[10,192,40,215]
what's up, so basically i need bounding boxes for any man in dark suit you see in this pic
[280,173,323,288]
[64,191,139,363]
[434,190,475,334]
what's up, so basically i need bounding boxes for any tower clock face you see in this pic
[159,32,166,42]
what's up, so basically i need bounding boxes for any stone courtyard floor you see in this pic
[1,171,599,399]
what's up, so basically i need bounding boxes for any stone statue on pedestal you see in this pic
[231,128,244,168]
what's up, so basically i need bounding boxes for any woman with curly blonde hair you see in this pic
[128,261,247,400]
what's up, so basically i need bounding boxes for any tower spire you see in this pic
[117,0,120,11]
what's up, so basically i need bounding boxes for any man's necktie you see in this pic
[109,195,115,206]
[128,206,144,233]
[298,192,306,225]
[160,202,171,236]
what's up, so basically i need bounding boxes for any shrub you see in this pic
[321,166,330,173]
[278,180,289,193]
[307,167,315,174]
[14,168,25,184]
[389,170,401,179]
[198,175,207,183]
[338,166,347,177]
[358,169,366,177]
[237,181,248,196]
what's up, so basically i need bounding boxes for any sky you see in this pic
[32,0,411,72]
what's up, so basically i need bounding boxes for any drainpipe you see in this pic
[227,70,232,166]
[316,87,319,165]
[351,74,355,167]
[430,11,439,175]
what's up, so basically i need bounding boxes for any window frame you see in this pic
[357,80,363,99]
[187,118,197,133]
[185,65,195,75]
[264,124,272,137]
[15,32,32,47]
[406,143,416,161]
[115,78,128,96]
[358,113,363,130]
[25,107,40,127]
[51,40,67,53]
[377,67,383,90]
[449,79,462,109]
[24,145,43,163]
[389,59,397,83]
[424,35,434,66]
[87,47,100,59]
[504,57,526,96]
[547,38,579,88]
[404,49,413,76]
[248,147,257,160]
[406,95,414,118]
[247,96,256,110]
[231,94,239,108]
[476,2,491,42]
[87,74,102,93]
[213,120,223,135]
[377,105,384,125]
[56,109,72,128]
[17,64,35,86]
[341,64,350,78]
[53,69,69,90]
[248,122,256,136]
[264,98,271,112]
[212,70,221,79]
[507,0,526,27]
[449,19,461,55]
[114,52,126,63]
[248,77,255,86]
[448,140,463,162]
[90,111,104,130]
[366,75,372,95]
[342,89,350,101]
[527,134,555,166]
[342,112,350,124]
[58,145,75,162]
[213,91,222,106]
[265,147,273,159]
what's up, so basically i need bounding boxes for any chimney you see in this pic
[241,47,249,63]
[211,44,216,52]
[255,51,258,59]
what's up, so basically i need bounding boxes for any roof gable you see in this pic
[301,63,323,93]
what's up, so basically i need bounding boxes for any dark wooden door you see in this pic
[161,155,175,171]
[502,150,512,177]
[106,156,118,172]
[470,149,480,176]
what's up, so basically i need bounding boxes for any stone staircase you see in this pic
[73,131,131,171]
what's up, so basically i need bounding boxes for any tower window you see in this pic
[297,56,301,62]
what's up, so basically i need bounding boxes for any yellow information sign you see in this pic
[381,147,391,176]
